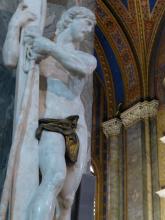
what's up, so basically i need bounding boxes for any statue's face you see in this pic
[69,17,94,42]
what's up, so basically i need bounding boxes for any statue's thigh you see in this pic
[60,126,88,198]
[59,165,83,202]
[39,131,66,175]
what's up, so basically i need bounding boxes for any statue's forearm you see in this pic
[47,43,91,77]
[3,24,20,68]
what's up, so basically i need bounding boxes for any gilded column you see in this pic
[103,118,122,220]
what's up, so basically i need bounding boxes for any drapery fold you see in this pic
[0,1,47,219]
[0,65,39,220]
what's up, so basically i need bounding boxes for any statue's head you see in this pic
[55,6,96,42]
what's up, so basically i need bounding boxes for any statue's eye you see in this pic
[87,20,92,26]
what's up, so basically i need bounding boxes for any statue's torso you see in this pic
[39,57,86,123]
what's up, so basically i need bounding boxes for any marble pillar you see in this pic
[121,100,159,220]
[150,117,161,220]
[103,118,122,220]
[155,107,165,220]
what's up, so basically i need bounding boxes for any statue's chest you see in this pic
[46,78,75,100]
[44,90,84,118]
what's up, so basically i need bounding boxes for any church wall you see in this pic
[101,101,161,220]
[149,15,165,220]
[93,1,165,220]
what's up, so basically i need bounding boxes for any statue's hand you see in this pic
[9,3,36,29]
[24,33,51,62]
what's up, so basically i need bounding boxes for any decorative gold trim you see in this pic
[95,35,115,117]
[121,100,159,128]
[102,118,122,137]
[96,2,141,107]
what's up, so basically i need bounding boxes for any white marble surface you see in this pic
[1,3,96,220]
[0,1,46,220]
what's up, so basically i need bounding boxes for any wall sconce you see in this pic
[90,165,94,174]
[156,188,165,198]
[160,132,165,144]
[160,136,165,144]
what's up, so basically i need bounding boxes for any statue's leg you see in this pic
[26,131,66,220]
[57,123,88,220]
[57,167,83,220]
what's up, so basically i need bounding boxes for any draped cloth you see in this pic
[0,1,47,220]
[36,116,80,165]
[0,65,40,220]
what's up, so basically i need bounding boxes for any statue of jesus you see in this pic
[2,2,96,220]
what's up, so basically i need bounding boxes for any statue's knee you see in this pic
[59,194,75,210]
[46,172,66,189]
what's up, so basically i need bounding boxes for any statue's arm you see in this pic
[27,36,97,76]
[3,3,36,68]
[3,22,21,68]
[48,46,97,77]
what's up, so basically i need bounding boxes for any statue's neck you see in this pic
[55,29,80,50]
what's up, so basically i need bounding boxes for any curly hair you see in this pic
[55,6,96,36]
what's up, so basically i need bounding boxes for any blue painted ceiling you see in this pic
[149,0,157,11]
[121,0,128,8]
[95,25,124,105]
[95,0,165,115]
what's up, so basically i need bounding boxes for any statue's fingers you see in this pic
[25,27,39,37]
[31,46,42,55]
[23,35,34,45]
[23,11,37,21]
[24,33,37,41]
[25,10,36,18]
[28,52,44,62]
[27,49,40,59]
[28,51,37,60]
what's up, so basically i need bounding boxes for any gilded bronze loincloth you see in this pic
[35,115,79,165]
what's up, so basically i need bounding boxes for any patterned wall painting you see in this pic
[93,0,165,219]
[149,16,165,105]
[94,0,165,112]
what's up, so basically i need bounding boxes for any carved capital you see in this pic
[121,100,159,128]
[102,118,122,138]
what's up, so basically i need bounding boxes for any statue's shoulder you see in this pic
[75,50,97,68]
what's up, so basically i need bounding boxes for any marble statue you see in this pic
[0,2,96,220]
